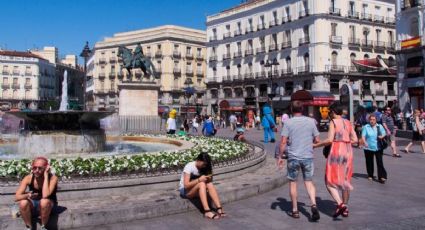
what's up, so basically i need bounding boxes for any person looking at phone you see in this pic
[179,152,225,219]
[15,156,58,230]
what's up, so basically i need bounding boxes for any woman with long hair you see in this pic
[179,152,225,219]
[15,157,58,230]
[315,102,358,218]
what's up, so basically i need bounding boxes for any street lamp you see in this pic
[80,41,92,110]
[264,58,279,115]
[183,77,194,118]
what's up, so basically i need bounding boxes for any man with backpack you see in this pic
[202,115,215,137]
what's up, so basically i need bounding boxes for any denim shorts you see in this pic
[30,199,57,217]
[287,158,314,181]
[179,188,187,198]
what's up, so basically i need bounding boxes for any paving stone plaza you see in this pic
[71,128,425,230]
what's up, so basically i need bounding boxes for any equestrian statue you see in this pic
[117,43,158,82]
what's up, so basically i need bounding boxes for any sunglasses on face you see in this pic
[32,166,45,171]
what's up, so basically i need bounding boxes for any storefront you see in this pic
[409,87,424,110]
[291,90,335,130]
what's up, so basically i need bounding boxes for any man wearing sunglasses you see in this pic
[15,157,58,230]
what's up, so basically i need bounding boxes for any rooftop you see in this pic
[0,50,46,61]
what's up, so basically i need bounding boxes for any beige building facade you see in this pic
[88,25,207,115]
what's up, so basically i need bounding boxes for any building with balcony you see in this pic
[90,25,207,115]
[0,50,55,110]
[206,0,397,117]
[396,0,425,110]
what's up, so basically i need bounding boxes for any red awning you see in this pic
[352,57,396,75]
[291,90,335,106]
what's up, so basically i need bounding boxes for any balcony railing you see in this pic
[24,71,32,76]
[98,58,106,64]
[299,9,310,18]
[245,26,254,33]
[374,41,386,49]
[109,57,117,63]
[2,71,9,75]
[329,7,341,16]
[222,53,231,60]
[209,55,217,62]
[98,73,106,79]
[196,54,204,60]
[223,32,232,39]
[155,51,162,58]
[387,42,395,51]
[173,51,181,59]
[386,17,395,24]
[244,72,254,79]
[268,43,278,51]
[245,49,254,56]
[329,35,343,44]
[209,35,217,41]
[281,68,293,75]
[185,52,193,59]
[233,51,243,58]
[255,71,266,79]
[234,30,242,36]
[374,15,385,23]
[326,65,345,73]
[109,73,115,79]
[347,11,359,18]
[297,66,311,74]
[185,69,193,75]
[223,75,232,82]
[173,68,181,75]
[348,38,361,46]
[1,83,10,89]
[13,70,20,75]
[388,90,395,96]
[269,19,279,27]
[375,90,384,96]
[256,46,266,54]
[233,74,243,80]
[145,52,152,58]
[257,23,266,30]
[12,84,20,89]
[196,71,203,77]
[361,39,374,48]
[281,41,292,49]
[361,13,373,21]
[299,36,310,45]
[363,89,371,95]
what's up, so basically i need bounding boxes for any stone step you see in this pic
[0,155,287,230]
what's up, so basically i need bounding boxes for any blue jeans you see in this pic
[263,127,275,143]
[287,158,314,181]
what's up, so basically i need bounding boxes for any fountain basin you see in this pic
[18,130,106,156]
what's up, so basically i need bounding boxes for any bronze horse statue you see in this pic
[117,44,157,81]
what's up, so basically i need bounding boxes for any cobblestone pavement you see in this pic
[76,127,425,230]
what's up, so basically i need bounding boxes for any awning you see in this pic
[219,99,245,111]
[158,106,170,113]
[352,57,396,75]
[291,90,335,106]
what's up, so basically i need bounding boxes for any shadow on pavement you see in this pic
[352,172,369,180]
[270,197,313,221]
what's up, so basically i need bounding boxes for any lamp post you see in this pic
[264,58,279,115]
[80,41,92,110]
[183,77,194,119]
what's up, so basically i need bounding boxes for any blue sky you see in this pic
[0,0,241,63]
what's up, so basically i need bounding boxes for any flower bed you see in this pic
[0,135,249,180]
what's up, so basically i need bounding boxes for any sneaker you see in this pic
[311,205,320,221]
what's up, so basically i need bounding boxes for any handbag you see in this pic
[323,120,337,158]
[377,124,388,150]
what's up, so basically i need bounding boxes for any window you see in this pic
[197,48,202,56]
[174,61,179,68]
[3,77,8,83]
[248,40,253,50]
[272,11,277,22]
[350,53,356,67]
[349,25,356,39]
[285,82,293,95]
[303,25,309,38]
[157,60,162,70]
[304,53,310,67]
[286,7,290,17]
[410,17,419,37]
[331,23,337,36]
[388,31,394,44]
[226,24,230,32]
[304,80,311,90]
[226,44,230,54]
[286,30,291,42]
[387,81,394,91]
[286,57,291,70]
[174,44,179,51]
[376,29,381,42]
[186,47,191,55]
[330,79,340,90]
[212,67,217,78]
[349,1,355,13]
[226,66,230,77]
[259,36,265,48]
[237,42,242,52]
[331,51,338,66]
[364,54,370,59]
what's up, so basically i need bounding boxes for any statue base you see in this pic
[118,82,160,116]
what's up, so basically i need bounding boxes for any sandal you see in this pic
[311,205,320,221]
[392,154,401,158]
[333,203,347,218]
[216,207,226,217]
[203,210,219,220]
[342,206,349,217]
[290,210,300,219]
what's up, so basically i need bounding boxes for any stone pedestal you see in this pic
[118,82,160,116]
